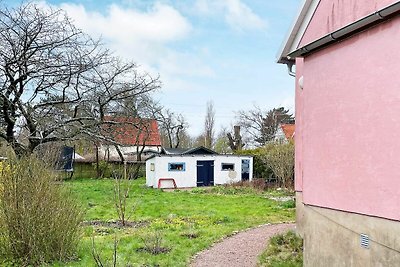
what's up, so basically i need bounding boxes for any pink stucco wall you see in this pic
[299,0,397,47]
[295,58,304,192]
[298,16,400,221]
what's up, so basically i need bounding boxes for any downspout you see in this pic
[286,62,296,77]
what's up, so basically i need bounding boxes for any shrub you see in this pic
[93,160,112,178]
[0,156,83,265]
[113,164,142,226]
[113,173,132,227]
[261,142,295,189]
[139,229,170,255]
[236,148,274,180]
[231,178,268,191]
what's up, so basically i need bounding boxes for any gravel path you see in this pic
[190,223,295,267]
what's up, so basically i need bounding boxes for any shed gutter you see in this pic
[285,2,400,61]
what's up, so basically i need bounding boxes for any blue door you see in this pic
[197,160,214,186]
[241,159,250,181]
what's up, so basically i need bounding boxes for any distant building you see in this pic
[274,124,295,142]
[99,116,162,162]
[278,0,400,265]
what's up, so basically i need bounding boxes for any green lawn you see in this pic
[57,178,295,267]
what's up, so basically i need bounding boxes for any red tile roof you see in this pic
[103,116,161,146]
[281,124,295,140]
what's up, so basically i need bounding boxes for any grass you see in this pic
[258,230,303,267]
[53,178,295,266]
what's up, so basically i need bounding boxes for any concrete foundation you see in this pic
[295,191,305,237]
[298,192,400,266]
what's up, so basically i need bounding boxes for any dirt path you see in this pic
[190,223,295,267]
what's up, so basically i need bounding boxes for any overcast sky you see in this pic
[7,0,302,136]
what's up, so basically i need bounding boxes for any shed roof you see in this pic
[161,146,218,155]
[147,154,253,160]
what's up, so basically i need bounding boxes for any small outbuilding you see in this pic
[145,146,253,188]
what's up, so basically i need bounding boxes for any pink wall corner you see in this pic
[301,17,400,221]
[299,0,397,47]
[295,58,304,192]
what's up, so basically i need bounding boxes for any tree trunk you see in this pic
[95,144,100,178]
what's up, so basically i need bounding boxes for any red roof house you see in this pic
[281,124,295,140]
[103,116,161,146]
[275,124,295,142]
[100,116,162,162]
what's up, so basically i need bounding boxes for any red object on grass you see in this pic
[158,178,177,189]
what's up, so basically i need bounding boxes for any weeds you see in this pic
[279,200,296,209]
[93,161,112,179]
[139,230,170,255]
[191,179,270,195]
[258,230,303,267]
[92,234,119,267]
[180,222,200,239]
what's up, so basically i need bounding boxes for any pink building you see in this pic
[278,0,400,265]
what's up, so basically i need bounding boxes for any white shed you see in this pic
[145,147,253,188]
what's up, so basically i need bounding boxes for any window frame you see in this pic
[168,162,186,172]
[221,163,235,171]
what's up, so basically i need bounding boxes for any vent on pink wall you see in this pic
[360,234,369,249]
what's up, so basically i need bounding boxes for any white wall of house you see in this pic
[99,145,162,160]
[146,155,253,188]
[145,157,156,187]
[274,127,287,142]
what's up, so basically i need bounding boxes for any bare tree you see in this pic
[227,125,244,151]
[204,101,215,149]
[236,105,294,146]
[236,106,264,145]
[214,127,232,154]
[192,133,205,148]
[152,107,189,149]
[172,127,193,148]
[0,3,160,156]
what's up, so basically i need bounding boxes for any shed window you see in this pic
[150,163,155,171]
[168,162,185,171]
[221,163,235,171]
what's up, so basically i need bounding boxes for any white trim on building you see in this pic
[277,0,320,63]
